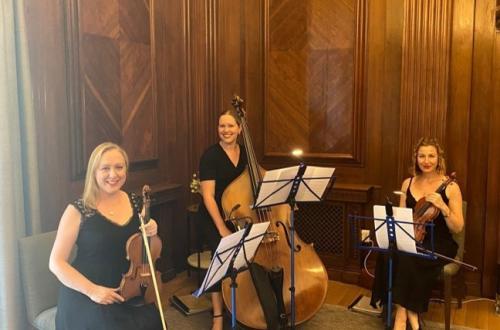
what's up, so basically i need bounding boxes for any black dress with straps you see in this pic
[55,192,162,330]
[197,143,247,292]
[198,143,247,253]
[370,178,458,313]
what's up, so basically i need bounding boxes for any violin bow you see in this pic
[140,186,168,330]
[416,246,478,271]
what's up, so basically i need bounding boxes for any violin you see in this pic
[119,185,167,329]
[413,172,456,243]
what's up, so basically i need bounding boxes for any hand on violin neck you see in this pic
[140,218,158,236]
[88,284,125,305]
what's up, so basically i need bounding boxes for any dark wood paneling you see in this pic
[493,35,500,265]
[24,0,500,296]
[397,0,453,180]
[25,0,189,279]
[265,0,366,165]
[66,0,158,176]
[447,0,474,195]
[467,0,497,296]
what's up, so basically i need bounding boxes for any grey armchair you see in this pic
[18,231,76,330]
[18,230,58,330]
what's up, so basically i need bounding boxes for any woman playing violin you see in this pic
[371,137,464,330]
[198,109,247,330]
[49,142,162,330]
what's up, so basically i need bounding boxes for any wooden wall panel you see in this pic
[187,0,218,175]
[467,0,497,296]
[375,0,404,199]
[24,0,500,296]
[25,0,188,278]
[446,0,474,195]
[487,32,500,292]
[216,0,243,112]
[67,0,158,177]
[265,0,366,164]
[397,0,453,180]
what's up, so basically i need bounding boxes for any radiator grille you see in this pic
[295,202,344,254]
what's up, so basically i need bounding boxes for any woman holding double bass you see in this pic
[218,96,328,329]
[371,137,464,330]
[198,109,248,330]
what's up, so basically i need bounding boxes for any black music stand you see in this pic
[349,201,437,329]
[193,221,270,330]
[253,163,335,329]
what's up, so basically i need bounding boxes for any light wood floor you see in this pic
[162,272,500,329]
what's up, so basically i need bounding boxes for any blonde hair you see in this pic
[82,142,129,209]
[411,137,446,176]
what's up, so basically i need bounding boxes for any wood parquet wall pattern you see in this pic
[67,0,157,178]
[266,0,366,164]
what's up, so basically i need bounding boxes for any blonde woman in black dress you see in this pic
[371,137,463,330]
[49,142,162,329]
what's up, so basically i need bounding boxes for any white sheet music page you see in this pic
[193,222,270,297]
[193,229,245,297]
[232,222,270,269]
[254,166,299,207]
[296,166,335,202]
[373,205,417,254]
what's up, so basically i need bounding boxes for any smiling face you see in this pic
[416,145,439,174]
[218,113,241,146]
[95,149,127,196]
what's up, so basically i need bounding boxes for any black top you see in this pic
[197,143,247,254]
[199,143,248,216]
[55,193,161,330]
[406,177,457,257]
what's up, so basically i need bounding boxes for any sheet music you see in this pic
[254,165,335,207]
[193,222,270,297]
[254,166,299,207]
[373,205,417,254]
[296,166,335,201]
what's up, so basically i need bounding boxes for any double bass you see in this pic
[221,96,328,329]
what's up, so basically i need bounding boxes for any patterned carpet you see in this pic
[165,303,478,330]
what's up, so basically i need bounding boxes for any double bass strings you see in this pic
[241,117,276,262]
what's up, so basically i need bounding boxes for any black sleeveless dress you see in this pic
[370,178,458,313]
[55,193,162,330]
[197,143,247,292]
[198,143,247,253]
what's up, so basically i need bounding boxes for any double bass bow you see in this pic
[119,185,167,330]
[220,96,328,329]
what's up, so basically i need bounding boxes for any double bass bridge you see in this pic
[263,230,279,244]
